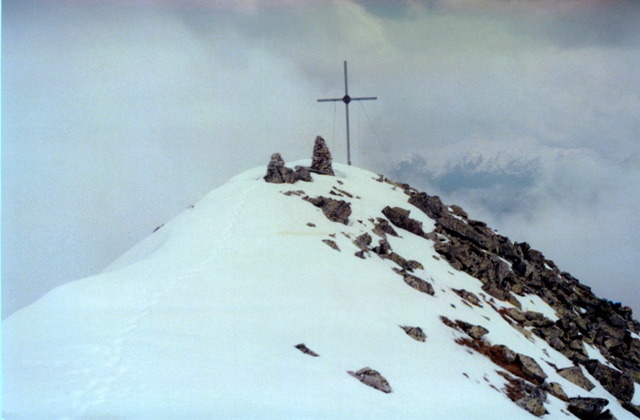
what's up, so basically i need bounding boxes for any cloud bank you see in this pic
[3,0,640,317]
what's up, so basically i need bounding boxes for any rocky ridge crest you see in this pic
[264,140,640,418]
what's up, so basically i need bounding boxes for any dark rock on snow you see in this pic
[348,367,392,393]
[295,343,319,357]
[304,196,351,225]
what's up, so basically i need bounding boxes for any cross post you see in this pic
[317,61,377,166]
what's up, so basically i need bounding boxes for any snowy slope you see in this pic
[2,162,637,418]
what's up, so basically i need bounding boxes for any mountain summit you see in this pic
[4,137,640,418]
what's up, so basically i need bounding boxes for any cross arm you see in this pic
[317,98,343,102]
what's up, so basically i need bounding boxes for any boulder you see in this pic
[516,354,548,384]
[310,136,334,175]
[455,320,490,340]
[567,397,609,419]
[583,359,635,403]
[304,196,351,225]
[381,206,427,238]
[400,325,427,342]
[393,268,435,296]
[347,367,392,393]
[557,366,595,392]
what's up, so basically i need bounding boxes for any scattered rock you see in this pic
[322,239,340,252]
[392,268,434,296]
[347,367,392,393]
[371,239,392,255]
[452,289,483,307]
[557,366,595,392]
[307,222,316,227]
[372,218,399,238]
[567,397,609,419]
[304,196,351,225]
[353,233,372,252]
[310,136,334,175]
[295,343,319,357]
[499,371,548,417]
[400,325,427,342]
[455,320,490,339]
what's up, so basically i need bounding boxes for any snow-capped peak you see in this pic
[3,141,640,418]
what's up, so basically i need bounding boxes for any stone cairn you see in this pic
[310,136,334,175]
[264,135,334,184]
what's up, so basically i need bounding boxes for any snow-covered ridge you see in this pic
[3,154,640,418]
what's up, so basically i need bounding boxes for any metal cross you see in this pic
[317,61,377,166]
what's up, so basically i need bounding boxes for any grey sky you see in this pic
[3,0,640,318]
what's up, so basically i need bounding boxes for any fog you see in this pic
[3,0,639,318]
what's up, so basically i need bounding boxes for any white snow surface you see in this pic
[2,163,635,418]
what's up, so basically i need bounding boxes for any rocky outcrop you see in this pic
[310,136,335,175]
[347,367,392,393]
[395,181,640,390]
[583,359,635,403]
[264,153,312,184]
[381,206,428,238]
[304,196,351,225]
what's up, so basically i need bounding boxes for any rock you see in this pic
[400,325,427,342]
[353,233,372,251]
[543,382,568,402]
[500,372,548,417]
[372,218,399,238]
[387,252,422,272]
[392,268,435,296]
[455,320,490,340]
[452,289,483,307]
[622,402,640,417]
[294,343,319,357]
[347,367,392,393]
[557,366,595,392]
[381,206,427,238]
[567,397,609,419]
[371,239,391,255]
[304,196,351,225]
[310,136,334,175]
[583,359,635,403]
[517,395,547,417]
[493,344,518,364]
[322,239,340,251]
[516,354,548,384]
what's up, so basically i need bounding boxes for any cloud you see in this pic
[3,0,640,317]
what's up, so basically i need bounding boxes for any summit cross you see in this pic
[317,61,377,166]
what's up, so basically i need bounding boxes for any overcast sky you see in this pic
[3,0,640,319]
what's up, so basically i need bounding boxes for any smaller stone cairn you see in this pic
[264,135,334,184]
[264,153,311,184]
[310,136,335,175]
